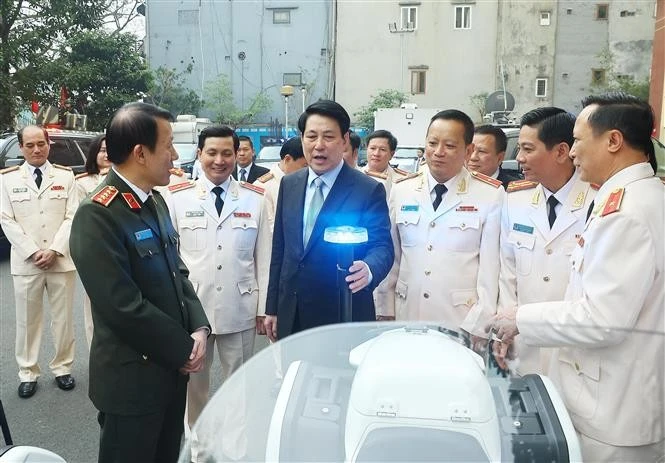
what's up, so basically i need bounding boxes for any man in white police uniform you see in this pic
[166,125,271,448]
[497,107,596,375]
[375,110,504,335]
[494,93,664,461]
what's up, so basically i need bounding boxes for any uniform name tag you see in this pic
[134,229,154,241]
[401,205,419,212]
[12,187,28,193]
[186,211,204,217]
[51,185,65,191]
[513,223,534,234]
[233,212,251,218]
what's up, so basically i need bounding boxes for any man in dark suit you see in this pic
[232,136,270,183]
[467,124,522,188]
[264,100,394,341]
[69,102,209,463]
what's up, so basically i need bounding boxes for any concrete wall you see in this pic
[145,0,332,123]
[335,0,498,123]
[497,1,558,117]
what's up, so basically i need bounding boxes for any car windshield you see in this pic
[257,146,282,161]
[394,148,421,159]
[179,322,664,463]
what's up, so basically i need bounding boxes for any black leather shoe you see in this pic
[55,374,76,391]
[18,381,37,398]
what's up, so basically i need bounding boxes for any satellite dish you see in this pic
[485,91,515,113]
[36,105,59,125]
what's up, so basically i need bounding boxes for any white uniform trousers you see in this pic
[187,328,256,428]
[578,432,665,462]
[13,271,76,382]
[83,294,93,348]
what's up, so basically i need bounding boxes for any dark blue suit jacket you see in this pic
[266,162,394,339]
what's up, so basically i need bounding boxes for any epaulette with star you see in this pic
[0,166,19,175]
[257,172,274,183]
[395,171,423,183]
[392,167,410,176]
[169,167,185,177]
[53,164,73,171]
[599,188,624,217]
[506,180,538,193]
[91,186,119,207]
[365,170,388,180]
[75,172,90,180]
[470,171,502,188]
[168,181,196,193]
[240,181,265,195]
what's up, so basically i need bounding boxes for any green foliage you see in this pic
[145,65,202,117]
[353,89,409,131]
[42,30,151,130]
[203,74,272,126]
[469,92,490,122]
[0,0,107,130]
[593,48,650,101]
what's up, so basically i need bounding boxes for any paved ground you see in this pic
[0,252,268,461]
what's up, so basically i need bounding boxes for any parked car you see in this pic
[255,145,282,171]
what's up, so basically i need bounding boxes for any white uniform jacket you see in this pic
[499,173,596,374]
[167,178,272,334]
[0,162,77,275]
[254,165,284,232]
[75,172,107,201]
[376,167,504,334]
[517,162,664,446]
[360,166,407,198]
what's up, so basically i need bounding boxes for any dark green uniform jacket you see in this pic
[70,169,209,415]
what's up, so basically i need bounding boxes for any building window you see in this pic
[566,8,573,15]
[411,70,426,94]
[273,9,291,24]
[540,11,551,25]
[283,73,302,86]
[454,5,472,29]
[596,4,609,20]
[620,10,636,17]
[400,6,418,30]
[591,69,606,85]
[178,9,198,25]
[535,78,548,97]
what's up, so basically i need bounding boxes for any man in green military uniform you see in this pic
[70,102,210,463]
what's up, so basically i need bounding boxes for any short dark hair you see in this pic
[105,102,174,164]
[280,136,304,160]
[85,134,106,174]
[198,125,239,151]
[474,125,508,153]
[367,129,398,151]
[520,107,575,150]
[429,110,475,145]
[297,99,350,135]
[348,131,361,151]
[18,126,49,146]
[238,135,254,150]
[581,92,656,173]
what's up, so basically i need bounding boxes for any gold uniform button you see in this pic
[543,276,550,282]
[430,222,435,228]
[424,270,431,276]
[466,298,474,306]
[216,286,222,291]
[217,245,222,250]
[217,265,222,270]
[172,272,176,278]
[217,225,222,230]
[427,244,433,251]
[460,223,466,229]
[546,248,553,255]
[142,354,148,361]
[423,293,430,299]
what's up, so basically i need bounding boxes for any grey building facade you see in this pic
[145,0,333,123]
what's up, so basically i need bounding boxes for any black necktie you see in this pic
[212,186,224,216]
[239,168,247,182]
[433,184,447,211]
[586,200,595,222]
[547,195,559,228]
[144,195,158,219]
[34,168,42,188]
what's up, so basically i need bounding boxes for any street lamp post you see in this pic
[280,85,294,139]
[323,226,368,323]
